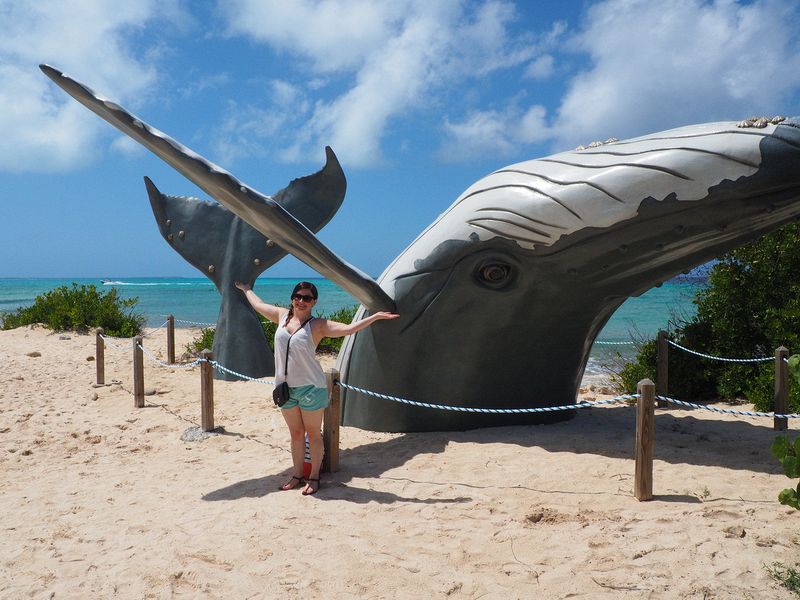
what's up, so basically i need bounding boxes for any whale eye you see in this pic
[475,261,513,289]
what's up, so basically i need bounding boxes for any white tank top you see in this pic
[274,317,326,389]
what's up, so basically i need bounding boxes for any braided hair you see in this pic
[284,281,319,326]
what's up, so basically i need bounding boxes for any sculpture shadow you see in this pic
[202,404,788,505]
[431,405,786,475]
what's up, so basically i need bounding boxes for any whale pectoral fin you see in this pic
[41,64,395,313]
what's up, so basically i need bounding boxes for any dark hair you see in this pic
[285,281,319,325]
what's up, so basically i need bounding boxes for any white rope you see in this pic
[667,339,773,363]
[98,333,128,350]
[594,340,636,345]
[656,394,799,418]
[209,361,274,385]
[136,342,202,369]
[140,319,169,337]
[338,381,635,413]
[98,320,169,346]
[172,318,216,327]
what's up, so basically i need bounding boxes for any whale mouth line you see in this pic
[460,184,585,220]
[578,146,760,169]
[538,158,694,180]
[467,220,550,246]
[491,169,626,204]
[603,128,777,148]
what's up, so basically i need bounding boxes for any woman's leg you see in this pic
[280,406,306,489]
[299,408,325,494]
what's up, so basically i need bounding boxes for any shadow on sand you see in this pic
[202,403,793,504]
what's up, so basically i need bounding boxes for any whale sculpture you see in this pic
[41,65,800,431]
[144,149,345,381]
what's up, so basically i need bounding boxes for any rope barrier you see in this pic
[136,342,202,370]
[656,394,800,419]
[171,318,216,327]
[141,319,169,337]
[337,381,636,413]
[98,333,128,350]
[98,321,169,348]
[101,314,797,424]
[594,340,636,345]
[208,360,274,385]
[666,339,773,363]
[116,332,800,421]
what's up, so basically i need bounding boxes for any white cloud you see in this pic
[110,135,147,158]
[438,103,550,161]
[0,0,185,173]
[549,0,800,151]
[221,0,407,73]
[525,54,554,80]
[219,0,536,167]
[209,79,313,164]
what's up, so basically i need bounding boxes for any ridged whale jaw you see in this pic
[338,118,800,432]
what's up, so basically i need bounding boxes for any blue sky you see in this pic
[3,0,800,279]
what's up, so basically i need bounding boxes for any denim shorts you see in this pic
[280,384,329,411]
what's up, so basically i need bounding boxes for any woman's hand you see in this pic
[372,312,400,321]
[234,282,282,323]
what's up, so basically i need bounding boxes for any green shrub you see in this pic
[610,340,656,393]
[0,284,145,337]
[185,327,216,356]
[771,435,800,510]
[744,364,800,413]
[612,223,800,403]
[186,304,359,357]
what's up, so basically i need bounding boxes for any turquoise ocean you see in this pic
[0,276,705,380]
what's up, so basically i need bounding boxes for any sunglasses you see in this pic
[292,294,315,302]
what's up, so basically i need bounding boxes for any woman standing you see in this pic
[235,281,398,495]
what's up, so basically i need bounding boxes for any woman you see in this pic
[235,280,399,495]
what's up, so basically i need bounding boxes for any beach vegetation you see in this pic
[771,435,800,510]
[185,305,359,356]
[185,327,216,356]
[613,223,800,413]
[765,561,800,596]
[0,283,145,337]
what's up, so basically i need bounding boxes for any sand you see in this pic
[1,324,798,599]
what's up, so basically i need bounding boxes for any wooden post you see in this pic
[200,349,215,432]
[166,315,175,365]
[95,328,105,385]
[656,330,668,408]
[635,379,655,501]
[133,336,144,408]
[323,368,341,473]
[775,346,789,431]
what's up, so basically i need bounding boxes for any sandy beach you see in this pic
[1,324,798,599]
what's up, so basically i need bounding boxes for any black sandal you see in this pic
[280,475,304,491]
[302,478,320,496]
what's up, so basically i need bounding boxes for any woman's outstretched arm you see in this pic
[234,282,284,323]
[314,311,399,342]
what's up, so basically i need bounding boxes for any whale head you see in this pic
[337,117,800,431]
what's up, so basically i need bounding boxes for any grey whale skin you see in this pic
[40,65,800,431]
